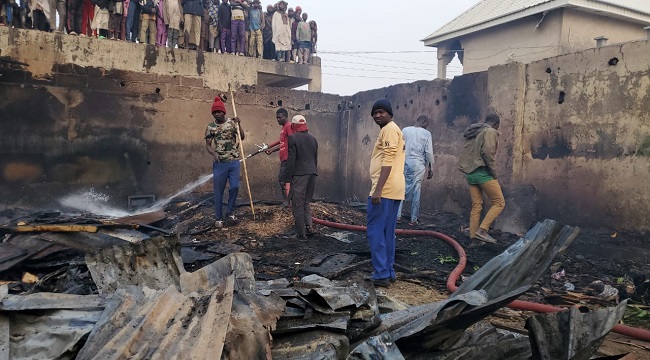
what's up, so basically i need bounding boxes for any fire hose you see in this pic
[311,218,650,342]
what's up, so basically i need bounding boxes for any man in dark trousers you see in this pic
[458,114,505,245]
[265,108,293,206]
[283,115,318,241]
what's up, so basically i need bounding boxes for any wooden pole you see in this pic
[228,84,256,219]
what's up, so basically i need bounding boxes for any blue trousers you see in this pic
[367,197,401,280]
[212,160,240,220]
[126,1,140,42]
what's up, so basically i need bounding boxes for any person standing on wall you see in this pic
[397,115,434,226]
[458,114,505,245]
[229,0,246,55]
[217,0,230,53]
[138,0,157,44]
[163,0,182,47]
[283,115,318,241]
[271,0,290,62]
[205,95,245,228]
[296,12,310,64]
[262,4,274,59]
[206,0,218,51]
[265,108,294,206]
[247,0,263,58]
[366,99,405,288]
[181,0,202,50]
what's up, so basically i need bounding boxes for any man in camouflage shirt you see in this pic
[205,95,246,228]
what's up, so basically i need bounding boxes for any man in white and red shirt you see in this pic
[265,108,294,206]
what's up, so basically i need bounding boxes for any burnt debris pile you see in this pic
[0,198,644,359]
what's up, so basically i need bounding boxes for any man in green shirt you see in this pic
[458,114,505,244]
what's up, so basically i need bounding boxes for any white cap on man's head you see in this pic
[292,115,307,124]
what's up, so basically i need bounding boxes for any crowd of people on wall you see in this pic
[0,0,317,63]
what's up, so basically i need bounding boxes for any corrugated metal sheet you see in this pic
[77,280,236,360]
[85,236,185,294]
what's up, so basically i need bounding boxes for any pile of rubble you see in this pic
[1,201,639,359]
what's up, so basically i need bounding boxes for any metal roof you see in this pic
[423,0,650,46]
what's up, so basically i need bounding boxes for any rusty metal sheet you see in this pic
[8,309,102,360]
[110,211,167,225]
[348,332,405,360]
[0,293,106,311]
[78,279,236,360]
[526,301,628,360]
[272,331,350,360]
[85,236,185,294]
[301,253,357,278]
[312,286,371,310]
[0,224,100,233]
[29,244,70,260]
[0,244,25,263]
[373,220,579,353]
[39,232,131,252]
[180,253,256,294]
[0,313,8,360]
[275,315,349,334]
[0,235,53,272]
[223,290,286,360]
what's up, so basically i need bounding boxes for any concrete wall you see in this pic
[347,40,650,232]
[0,61,341,207]
[342,76,490,214]
[520,40,650,230]
[559,8,648,52]
[3,27,650,232]
[0,27,322,92]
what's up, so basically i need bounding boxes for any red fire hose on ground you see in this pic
[312,218,650,342]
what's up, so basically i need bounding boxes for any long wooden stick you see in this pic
[228,84,256,219]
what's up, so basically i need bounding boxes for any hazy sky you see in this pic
[290,0,478,95]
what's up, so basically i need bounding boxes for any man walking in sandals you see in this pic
[458,114,505,245]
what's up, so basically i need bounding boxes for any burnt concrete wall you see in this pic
[343,76,490,214]
[2,27,650,232]
[345,40,650,232]
[0,61,342,207]
[520,40,650,230]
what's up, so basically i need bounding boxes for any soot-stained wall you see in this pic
[0,62,342,207]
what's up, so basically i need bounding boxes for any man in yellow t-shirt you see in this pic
[367,99,405,288]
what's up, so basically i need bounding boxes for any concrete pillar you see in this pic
[645,26,650,40]
[307,79,322,92]
[437,56,448,80]
[594,36,608,47]
[308,63,322,92]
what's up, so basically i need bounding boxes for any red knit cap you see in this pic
[211,96,227,114]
